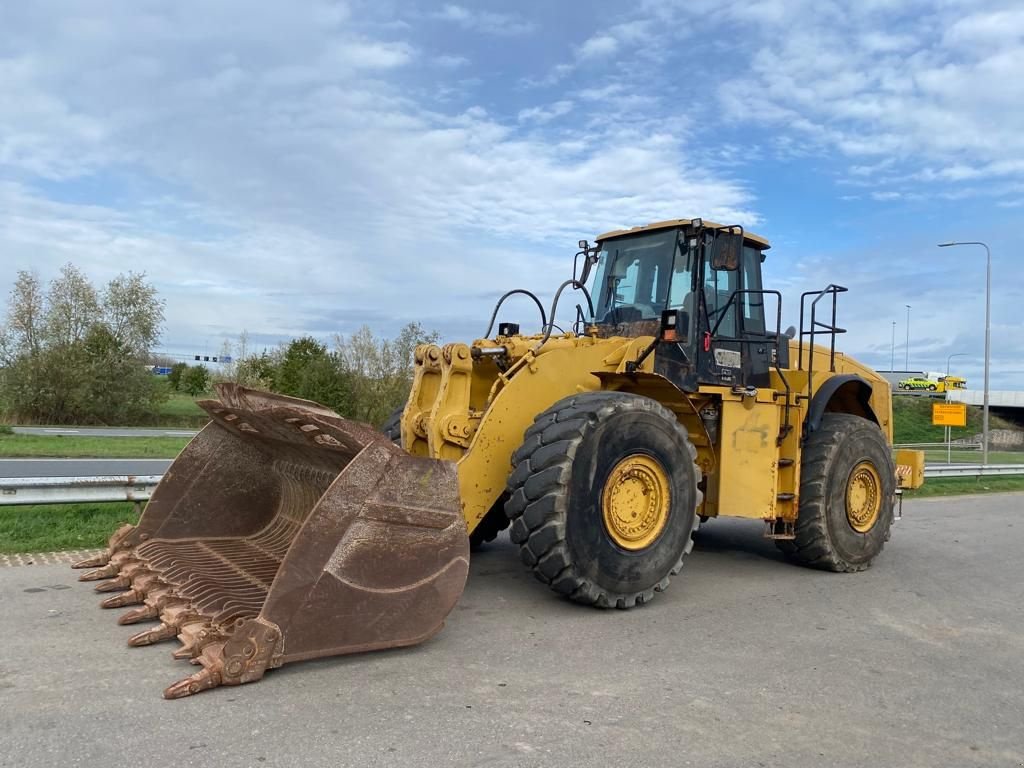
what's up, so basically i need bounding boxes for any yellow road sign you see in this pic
[932,402,967,427]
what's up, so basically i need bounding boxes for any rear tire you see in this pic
[505,391,701,608]
[776,413,895,572]
[380,406,403,443]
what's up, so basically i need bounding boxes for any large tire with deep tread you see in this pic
[380,406,403,443]
[505,391,702,609]
[777,413,895,572]
[468,496,512,551]
[379,404,509,550]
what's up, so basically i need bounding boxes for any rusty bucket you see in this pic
[73,384,468,698]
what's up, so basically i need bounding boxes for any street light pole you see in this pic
[890,321,896,372]
[904,305,911,370]
[945,352,968,464]
[938,241,992,465]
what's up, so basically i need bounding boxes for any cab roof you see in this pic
[596,218,770,249]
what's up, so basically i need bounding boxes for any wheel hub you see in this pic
[601,454,671,550]
[846,461,881,533]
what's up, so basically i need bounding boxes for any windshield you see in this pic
[591,230,689,324]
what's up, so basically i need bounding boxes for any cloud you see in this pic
[703,0,1024,197]
[518,100,574,124]
[0,1,756,353]
[2,0,1019,387]
[578,35,619,59]
[432,4,534,35]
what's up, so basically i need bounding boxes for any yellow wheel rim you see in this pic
[601,454,671,550]
[846,461,881,533]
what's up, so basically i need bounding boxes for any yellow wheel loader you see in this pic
[73,218,925,698]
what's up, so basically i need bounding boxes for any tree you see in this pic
[181,365,210,396]
[167,362,188,391]
[335,322,439,425]
[0,265,166,424]
[274,337,350,414]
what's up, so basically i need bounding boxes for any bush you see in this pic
[181,365,210,397]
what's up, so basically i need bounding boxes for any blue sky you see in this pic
[1,0,1021,386]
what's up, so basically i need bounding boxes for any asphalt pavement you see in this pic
[12,426,199,437]
[1,494,1022,768]
[0,458,173,478]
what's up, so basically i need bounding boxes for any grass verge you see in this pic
[922,449,1024,464]
[904,476,1024,498]
[892,396,1019,444]
[154,391,210,427]
[0,434,190,458]
[0,502,141,554]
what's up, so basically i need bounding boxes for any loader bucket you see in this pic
[72,384,469,699]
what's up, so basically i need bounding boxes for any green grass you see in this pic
[0,502,141,554]
[0,433,190,458]
[154,391,210,427]
[892,396,1018,444]
[904,476,1024,498]
[922,449,1023,464]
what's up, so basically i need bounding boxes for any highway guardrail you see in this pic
[0,475,161,506]
[2,464,1021,508]
[923,464,1024,479]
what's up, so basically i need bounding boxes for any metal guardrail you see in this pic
[894,442,982,451]
[924,464,1024,478]
[0,475,161,506]
[2,462,1022,508]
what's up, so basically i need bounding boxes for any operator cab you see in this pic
[586,219,782,392]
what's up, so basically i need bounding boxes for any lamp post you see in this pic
[937,241,992,465]
[945,352,969,464]
[904,305,911,370]
[890,321,896,372]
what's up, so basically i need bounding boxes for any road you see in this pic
[1,494,1022,768]
[12,426,199,437]
[0,458,172,478]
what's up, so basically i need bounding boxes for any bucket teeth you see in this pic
[127,622,178,646]
[72,552,110,569]
[164,667,222,700]
[119,604,160,625]
[100,589,144,609]
[94,576,132,593]
[79,564,122,582]
[79,552,137,581]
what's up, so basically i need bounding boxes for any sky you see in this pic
[1,0,1021,387]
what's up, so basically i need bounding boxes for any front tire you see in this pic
[505,392,701,608]
[777,413,895,572]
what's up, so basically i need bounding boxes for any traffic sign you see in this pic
[932,402,967,427]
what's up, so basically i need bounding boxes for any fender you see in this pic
[806,374,877,433]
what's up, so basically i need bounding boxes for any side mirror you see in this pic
[574,240,600,285]
[710,231,742,271]
[578,252,599,285]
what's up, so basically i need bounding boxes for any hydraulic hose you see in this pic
[483,289,548,339]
